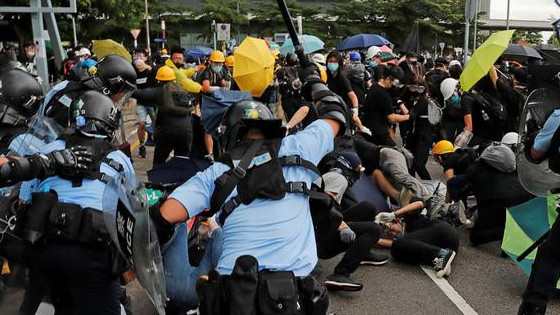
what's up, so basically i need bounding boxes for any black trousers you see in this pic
[469,202,506,246]
[406,127,433,180]
[153,121,193,167]
[317,221,381,276]
[30,244,122,315]
[341,201,379,222]
[391,220,459,266]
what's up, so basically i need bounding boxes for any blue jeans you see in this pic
[162,223,223,312]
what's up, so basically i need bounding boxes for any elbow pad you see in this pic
[0,155,49,188]
[148,201,176,246]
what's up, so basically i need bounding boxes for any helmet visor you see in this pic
[109,80,136,108]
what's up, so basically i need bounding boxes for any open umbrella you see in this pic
[234,37,275,97]
[92,39,132,62]
[502,195,560,288]
[337,34,392,51]
[502,44,543,63]
[460,29,515,91]
[185,46,213,60]
[280,35,324,55]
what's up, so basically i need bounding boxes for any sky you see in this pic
[490,0,560,42]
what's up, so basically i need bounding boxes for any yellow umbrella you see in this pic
[234,37,275,97]
[92,39,132,62]
[460,29,515,91]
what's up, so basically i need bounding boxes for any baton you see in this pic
[517,230,549,262]
[276,0,300,49]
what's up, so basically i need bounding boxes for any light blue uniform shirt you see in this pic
[534,109,560,154]
[170,120,334,276]
[20,139,134,210]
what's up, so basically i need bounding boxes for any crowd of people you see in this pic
[0,33,556,315]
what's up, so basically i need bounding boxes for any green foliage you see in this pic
[512,30,543,45]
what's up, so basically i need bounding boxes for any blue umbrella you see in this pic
[337,34,392,51]
[280,35,324,55]
[184,46,214,60]
[201,89,252,136]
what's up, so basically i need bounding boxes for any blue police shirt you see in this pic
[534,109,560,154]
[170,120,334,276]
[22,139,134,210]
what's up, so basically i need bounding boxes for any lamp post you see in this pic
[144,0,151,55]
[506,0,511,30]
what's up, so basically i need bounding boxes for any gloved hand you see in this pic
[408,109,418,120]
[339,226,356,243]
[375,211,397,224]
[358,125,372,136]
[43,146,93,178]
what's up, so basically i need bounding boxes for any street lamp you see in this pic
[144,0,151,55]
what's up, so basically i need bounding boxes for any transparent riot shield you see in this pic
[103,172,166,315]
[8,114,64,157]
[517,88,560,196]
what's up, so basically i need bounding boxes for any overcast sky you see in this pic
[490,0,560,21]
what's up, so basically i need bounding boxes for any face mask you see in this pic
[327,63,339,72]
[369,61,378,68]
[211,65,223,73]
[26,53,35,59]
[447,94,460,106]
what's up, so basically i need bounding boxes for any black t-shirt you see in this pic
[461,92,504,142]
[409,97,430,131]
[327,74,353,107]
[361,83,394,144]
[199,67,228,88]
[425,69,449,105]
[443,149,477,175]
[496,77,522,132]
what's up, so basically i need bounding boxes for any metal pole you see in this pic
[464,18,470,65]
[506,0,511,30]
[42,0,64,72]
[212,20,217,50]
[30,0,49,90]
[71,15,77,47]
[297,15,302,36]
[145,0,151,55]
[434,33,438,58]
[473,0,478,50]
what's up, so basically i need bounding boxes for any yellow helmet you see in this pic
[160,48,168,55]
[432,140,455,155]
[155,66,176,81]
[225,55,235,67]
[209,50,225,63]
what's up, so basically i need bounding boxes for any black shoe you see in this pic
[432,249,456,278]
[323,274,363,292]
[360,251,389,266]
[518,302,547,315]
[139,145,147,158]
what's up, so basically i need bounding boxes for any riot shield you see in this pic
[517,88,560,196]
[8,114,63,157]
[103,172,166,315]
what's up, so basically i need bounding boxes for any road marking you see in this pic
[420,266,478,315]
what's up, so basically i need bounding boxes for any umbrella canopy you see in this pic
[460,29,515,91]
[185,46,213,60]
[534,44,560,64]
[502,195,560,288]
[200,89,252,135]
[380,51,398,62]
[280,35,324,55]
[502,44,543,63]
[234,37,276,97]
[380,45,393,53]
[337,34,392,51]
[92,39,132,62]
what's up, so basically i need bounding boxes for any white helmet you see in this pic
[501,132,519,146]
[365,46,382,61]
[77,47,91,57]
[312,53,326,65]
[440,78,459,101]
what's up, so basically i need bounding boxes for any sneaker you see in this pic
[397,187,413,207]
[360,251,389,266]
[432,249,456,278]
[139,145,147,158]
[323,274,363,292]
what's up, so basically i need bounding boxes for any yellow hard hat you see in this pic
[225,55,235,67]
[209,50,225,63]
[160,49,168,55]
[155,66,176,81]
[432,140,455,155]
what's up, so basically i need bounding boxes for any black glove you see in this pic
[149,201,176,245]
[408,109,418,120]
[43,146,93,178]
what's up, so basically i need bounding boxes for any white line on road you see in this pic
[420,266,478,315]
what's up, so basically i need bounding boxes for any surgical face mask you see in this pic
[211,65,223,73]
[369,61,378,68]
[327,63,339,72]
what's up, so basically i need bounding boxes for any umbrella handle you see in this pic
[516,230,550,262]
[276,0,300,48]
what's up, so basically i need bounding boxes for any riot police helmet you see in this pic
[285,53,299,66]
[82,55,137,107]
[70,90,121,139]
[221,100,285,150]
[0,69,43,126]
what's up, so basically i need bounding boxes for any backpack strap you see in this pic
[206,139,264,222]
[279,155,321,176]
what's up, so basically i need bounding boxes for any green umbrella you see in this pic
[501,194,560,288]
[460,29,515,91]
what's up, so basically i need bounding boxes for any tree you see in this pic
[512,30,544,46]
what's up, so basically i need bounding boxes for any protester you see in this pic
[133,50,157,158]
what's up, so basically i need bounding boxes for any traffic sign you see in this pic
[217,23,231,41]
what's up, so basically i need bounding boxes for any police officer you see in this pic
[14,90,134,314]
[149,70,347,312]
[42,54,136,128]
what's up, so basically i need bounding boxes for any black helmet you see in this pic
[70,90,121,139]
[0,69,43,126]
[221,100,284,150]
[285,53,299,66]
[82,55,136,107]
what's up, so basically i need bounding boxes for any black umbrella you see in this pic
[502,44,543,63]
[534,44,560,65]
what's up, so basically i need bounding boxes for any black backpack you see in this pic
[472,93,507,124]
